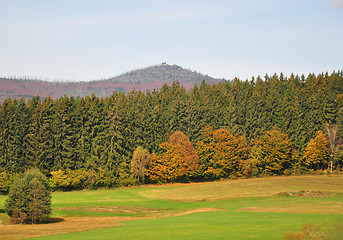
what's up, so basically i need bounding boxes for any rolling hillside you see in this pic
[0,64,222,101]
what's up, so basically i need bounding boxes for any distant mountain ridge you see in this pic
[108,63,220,84]
[0,64,222,101]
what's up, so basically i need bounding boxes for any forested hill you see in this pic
[0,64,221,102]
[107,64,219,84]
[0,71,342,190]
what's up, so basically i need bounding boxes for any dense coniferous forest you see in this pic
[0,71,342,192]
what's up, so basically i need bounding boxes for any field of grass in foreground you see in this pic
[0,175,343,239]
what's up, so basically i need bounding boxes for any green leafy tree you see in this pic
[26,178,51,224]
[5,169,51,224]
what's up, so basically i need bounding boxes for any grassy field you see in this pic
[0,175,343,239]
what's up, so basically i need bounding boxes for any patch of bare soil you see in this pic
[0,216,128,240]
[0,207,221,240]
[237,201,343,214]
[55,206,164,215]
[277,190,333,197]
[157,208,223,218]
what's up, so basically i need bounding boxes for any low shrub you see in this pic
[284,223,343,240]
[284,223,327,240]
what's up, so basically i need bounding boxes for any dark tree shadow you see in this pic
[44,217,65,224]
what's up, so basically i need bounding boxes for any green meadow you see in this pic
[1,175,343,239]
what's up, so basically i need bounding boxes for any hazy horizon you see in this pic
[1,0,342,82]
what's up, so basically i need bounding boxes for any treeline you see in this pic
[0,71,342,192]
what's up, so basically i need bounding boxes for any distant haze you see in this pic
[0,64,222,101]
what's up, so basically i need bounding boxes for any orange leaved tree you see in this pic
[147,131,199,183]
[302,130,330,170]
[196,126,249,179]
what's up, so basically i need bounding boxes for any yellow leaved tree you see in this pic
[302,130,330,170]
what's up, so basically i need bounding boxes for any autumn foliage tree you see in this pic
[131,146,151,183]
[249,128,296,176]
[196,126,249,179]
[0,71,341,190]
[302,130,330,170]
[147,131,199,183]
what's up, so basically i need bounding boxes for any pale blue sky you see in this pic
[0,0,342,81]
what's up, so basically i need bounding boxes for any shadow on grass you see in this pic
[0,208,5,213]
[9,217,65,225]
[44,217,65,224]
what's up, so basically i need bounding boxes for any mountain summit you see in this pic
[0,64,222,101]
[107,63,220,84]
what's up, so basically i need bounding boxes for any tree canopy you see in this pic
[0,71,342,190]
[5,169,51,224]
[148,131,199,183]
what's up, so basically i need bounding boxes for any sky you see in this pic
[0,0,342,81]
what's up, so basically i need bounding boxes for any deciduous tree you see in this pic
[250,128,295,176]
[326,124,341,172]
[131,146,151,183]
[148,131,199,182]
[302,130,330,170]
[197,127,249,179]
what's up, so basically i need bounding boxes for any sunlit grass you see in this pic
[0,175,342,239]
[139,175,343,201]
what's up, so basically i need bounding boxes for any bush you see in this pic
[49,167,134,190]
[284,223,327,240]
[50,169,87,191]
[5,169,51,224]
[328,223,343,240]
[242,158,260,178]
[284,222,343,240]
